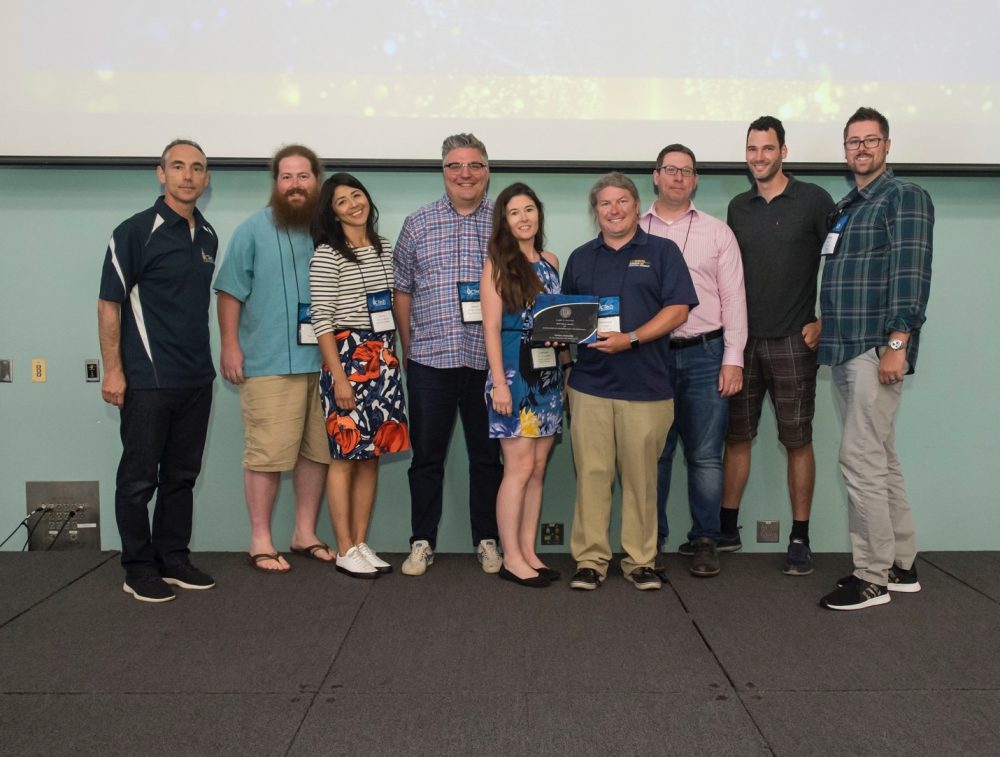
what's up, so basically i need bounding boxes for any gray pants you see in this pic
[832,348,917,585]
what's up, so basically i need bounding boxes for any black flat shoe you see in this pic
[499,565,550,588]
[534,566,561,581]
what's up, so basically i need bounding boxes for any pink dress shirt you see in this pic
[641,202,748,367]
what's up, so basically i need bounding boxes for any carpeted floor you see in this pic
[1,550,998,756]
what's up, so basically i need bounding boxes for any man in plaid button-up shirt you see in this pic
[818,107,934,611]
[394,133,504,576]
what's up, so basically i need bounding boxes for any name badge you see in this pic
[367,289,396,333]
[530,347,557,370]
[457,281,482,323]
[821,213,849,257]
[297,303,317,345]
[597,296,621,333]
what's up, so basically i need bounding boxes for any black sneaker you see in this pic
[679,528,742,555]
[782,538,814,576]
[820,580,890,611]
[836,573,859,588]
[161,563,216,590]
[569,568,604,591]
[625,567,662,591]
[689,539,721,578]
[123,576,176,603]
[888,563,921,593]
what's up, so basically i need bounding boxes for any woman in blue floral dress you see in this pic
[481,182,568,588]
[310,173,409,579]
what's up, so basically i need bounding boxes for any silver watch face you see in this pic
[888,338,905,351]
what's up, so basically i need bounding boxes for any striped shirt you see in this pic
[309,240,395,334]
[394,195,494,370]
[818,169,934,373]
[641,203,748,367]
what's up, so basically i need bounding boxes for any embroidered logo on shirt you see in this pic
[201,250,215,263]
[628,259,651,268]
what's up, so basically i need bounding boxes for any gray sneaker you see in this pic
[782,538,814,576]
[401,540,434,576]
[477,539,502,574]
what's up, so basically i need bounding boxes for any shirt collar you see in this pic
[442,193,491,218]
[154,195,207,229]
[641,201,698,225]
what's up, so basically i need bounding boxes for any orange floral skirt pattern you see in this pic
[320,329,410,460]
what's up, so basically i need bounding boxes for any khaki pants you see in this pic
[568,388,674,577]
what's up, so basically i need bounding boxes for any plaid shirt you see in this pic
[818,169,933,373]
[394,195,494,369]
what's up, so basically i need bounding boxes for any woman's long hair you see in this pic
[488,182,546,313]
[311,172,383,263]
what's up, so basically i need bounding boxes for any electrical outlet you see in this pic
[85,359,100,382]
[25,481,101,551]
[756,520,780,543]
[541,522,564,545]
[0,359,11,383]
[31,358,47,383]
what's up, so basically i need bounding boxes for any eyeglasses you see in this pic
[656,165,695,178]
[443,162,488,173]
[844,136,884,151]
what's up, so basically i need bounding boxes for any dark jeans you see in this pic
[405,361,502,548]
[116,386,212,578]
[656,336,728,543]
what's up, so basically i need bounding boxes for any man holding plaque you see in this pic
[643,144,747,579]
[562,172,698,592]
[214,145,332,573]
[394,133,504,577]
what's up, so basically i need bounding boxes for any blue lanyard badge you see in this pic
[821,213,849,257]
[367,289,395,333]
[597,296,621,334]
[297,302,317,345]
[457,281,482,323]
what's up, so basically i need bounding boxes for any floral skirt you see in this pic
[319,329,410,460]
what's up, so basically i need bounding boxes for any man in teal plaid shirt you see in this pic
[817,107,934,611]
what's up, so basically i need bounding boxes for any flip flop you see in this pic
[289,542,335,563]
[249,552,291,574]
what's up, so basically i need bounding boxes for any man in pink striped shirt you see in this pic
[643,144,748,579]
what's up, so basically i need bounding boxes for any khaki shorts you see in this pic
[240,374,330,471]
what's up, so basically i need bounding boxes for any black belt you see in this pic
[670,328,723,349]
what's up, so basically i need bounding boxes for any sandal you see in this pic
[289,542,335,562]
[249,552,291,574]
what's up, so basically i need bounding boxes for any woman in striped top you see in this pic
[309,173,410,579]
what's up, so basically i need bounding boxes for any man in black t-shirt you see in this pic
[723,117,835,576]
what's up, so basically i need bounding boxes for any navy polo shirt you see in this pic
[562,227,698,401]
[99,196,218,389]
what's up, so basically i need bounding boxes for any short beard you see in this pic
[270,185,317,230]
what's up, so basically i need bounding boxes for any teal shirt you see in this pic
[213,208,321,377]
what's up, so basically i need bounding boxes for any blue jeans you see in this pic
[405,361,502,549]
[656,336,729,543]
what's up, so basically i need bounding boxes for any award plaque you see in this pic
[531,294,600,344]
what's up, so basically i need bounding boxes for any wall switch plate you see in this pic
[85,359,100,382]
[756,520,780,543]
[0,359,11,383]
[31,358,46,382]
[541,522,564,545]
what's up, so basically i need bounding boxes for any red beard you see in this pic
[270,185,318,230]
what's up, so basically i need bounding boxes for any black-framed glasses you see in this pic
[443,161,488,173]
[844,136,884,151]
[656,165,695,178]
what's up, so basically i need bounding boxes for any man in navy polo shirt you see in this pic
[562,172,698,591]
[98,139,218,603]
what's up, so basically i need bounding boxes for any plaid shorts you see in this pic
[727,334,818,448]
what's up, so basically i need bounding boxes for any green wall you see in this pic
[1,165,997,553]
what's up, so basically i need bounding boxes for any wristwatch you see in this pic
[887,338,907,351]
[629,331,640,350]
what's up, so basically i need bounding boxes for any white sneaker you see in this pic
[356,542,393,574]
[336,546,379,579]
[401,540,434,576]
[477,539,502,574]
